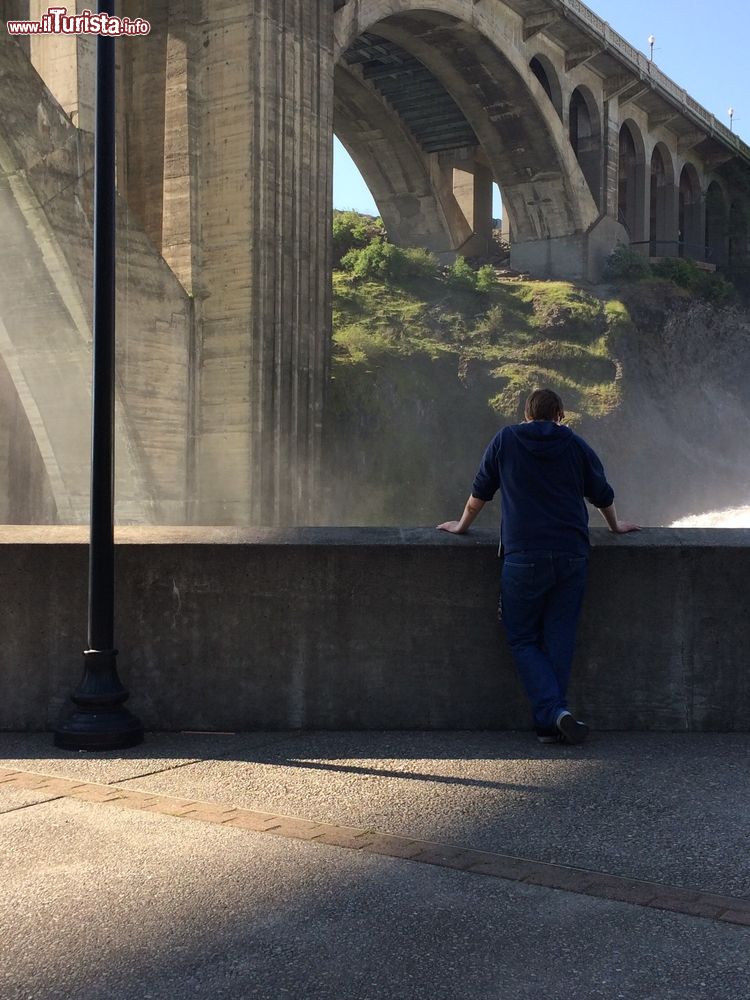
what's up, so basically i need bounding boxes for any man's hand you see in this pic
[437,520,465,534]
[610,521,640,533]
[598,504,639,533]
[436,496,486,534]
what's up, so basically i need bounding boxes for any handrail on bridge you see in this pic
[629,240,714,263]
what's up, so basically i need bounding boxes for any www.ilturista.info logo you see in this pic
[7,7,150,36]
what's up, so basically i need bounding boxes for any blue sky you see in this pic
[333,0,747,215]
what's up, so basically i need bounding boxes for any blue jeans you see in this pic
[500,550,588,731]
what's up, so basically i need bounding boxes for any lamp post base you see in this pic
[54,648,144,752]
[54,707,144,751]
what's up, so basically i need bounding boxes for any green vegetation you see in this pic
[333,238,624,424]
[604,241,735,305]
[332,210,386,267]
[326,213,743,525]
[340,239,439,283]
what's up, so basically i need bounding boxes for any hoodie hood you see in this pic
[510,421,574,459]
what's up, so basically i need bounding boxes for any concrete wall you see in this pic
[1,526,748,733]
[0,32,195,525]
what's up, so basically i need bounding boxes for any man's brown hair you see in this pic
[524,388,564,422]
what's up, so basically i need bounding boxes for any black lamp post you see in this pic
[54,2,144,751]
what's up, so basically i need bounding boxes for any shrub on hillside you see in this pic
[604,242,651,281]
[446,258,495,293]
[341,238,438,283]
[476,264,497,293]
[446,256,477,291]
[333,211,386,266]
[652,257,735,305]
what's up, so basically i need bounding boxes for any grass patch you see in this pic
[332,270,624,422]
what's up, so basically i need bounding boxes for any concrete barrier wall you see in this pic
[1,526,748,732]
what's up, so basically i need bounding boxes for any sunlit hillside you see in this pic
[324,212,746,528]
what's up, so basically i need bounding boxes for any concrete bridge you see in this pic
[1,0,749,526]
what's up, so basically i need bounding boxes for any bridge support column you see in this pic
[29,0,95,131]
[602,103,621,223]
[680,190,705,259]
[196,2,333,525]
[451,156,493,257]
[161,0,201,295]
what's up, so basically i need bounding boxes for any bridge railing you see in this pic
[559,0,750,161]
[629,239,716,265]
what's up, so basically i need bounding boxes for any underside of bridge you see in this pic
[334,9,604,274]
[0,0,749,528]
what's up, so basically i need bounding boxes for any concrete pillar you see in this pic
[624,158,649,251]
[29,0,95,131]
[473,163,494,245]
[679,190,705,258]
[1,2,30,56]
[452,167,474,226]
[161,0,201,294]
[647,146,678,256]
[120,1,169,252]
[452,157,493,256]
[602,103,620,222]
[196,1,333,525]
[664,182,681,257]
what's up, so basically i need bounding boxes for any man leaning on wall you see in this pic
[438,388,639,745]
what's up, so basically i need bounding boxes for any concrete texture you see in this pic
[0,30,194,525]
[2,731,749,1000]
[1,525,750,732]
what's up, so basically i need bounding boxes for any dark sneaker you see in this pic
[536,726,560,744]
[555,711,589,745]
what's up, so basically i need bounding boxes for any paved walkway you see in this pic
[2,731,749,999]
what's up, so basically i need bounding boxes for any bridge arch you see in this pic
[334,0,600,269]
[678,163,703,258]
[705,180,729,266]
[569,85,602,211]
[729,199,750,269]
[649,142,676,255]
[333,62,471,254]
[618,119,647,244]
[529,54,563,119]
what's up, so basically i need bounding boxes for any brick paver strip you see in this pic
[2,767,749,928]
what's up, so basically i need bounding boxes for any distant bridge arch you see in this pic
[529,54,563,120]
[569,85,602,211]
[706,180,729,266]
[335,1,602,273]
[617,119,647,243]
[679,163,703,256]
[649,142,677,254]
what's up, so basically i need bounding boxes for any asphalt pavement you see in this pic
[1,730,748,1000]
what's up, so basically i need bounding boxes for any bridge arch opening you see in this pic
[729,200,750,269]
[529,55,563,119]
[335,4,599,274]
[569,86,602,210]
[649,143,676,256]
[333,52,472,255]
[678,163,703,258]
[617,120,647,244]
[705,181,728,266]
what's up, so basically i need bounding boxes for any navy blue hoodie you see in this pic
[471,421,614,557]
